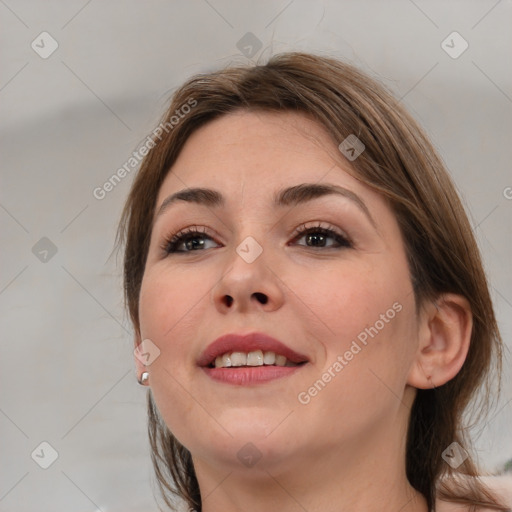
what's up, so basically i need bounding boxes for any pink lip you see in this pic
[203,366,302,385]
[198,332,308,385]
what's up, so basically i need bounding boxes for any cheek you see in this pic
[138,267,208,396]
[297,300,417,440]
[138,267,213,447]
[283,261,398,352]
[288,257,417,396]
[139,265,209,341]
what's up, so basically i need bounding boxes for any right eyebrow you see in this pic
[155,187,224,221]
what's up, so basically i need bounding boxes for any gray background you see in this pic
[1,1,511,511]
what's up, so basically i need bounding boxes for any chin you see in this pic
[184,413,304,471]
[193,433,301,474]
[219,406,297,439]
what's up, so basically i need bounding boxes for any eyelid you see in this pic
[289,221,352,244]
[160,225,222,254]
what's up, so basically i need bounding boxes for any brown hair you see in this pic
[118,52,507,511]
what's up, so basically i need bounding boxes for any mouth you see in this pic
[198,332,309,385]
[209,350,301,368]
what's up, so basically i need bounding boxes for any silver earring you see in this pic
[138,371,149,386]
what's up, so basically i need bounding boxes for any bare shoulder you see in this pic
[479,475,512,510]
[436,475,512,512]
[435,500,471,512]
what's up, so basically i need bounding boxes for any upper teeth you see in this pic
[214,350,296,368]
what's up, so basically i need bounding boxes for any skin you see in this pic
[134,111,472,512]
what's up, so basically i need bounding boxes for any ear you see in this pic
[407,293,472,389]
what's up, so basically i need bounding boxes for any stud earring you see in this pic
[137,371,149,386]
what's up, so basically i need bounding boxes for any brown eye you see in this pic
[292,225,351,249]
[163,227,220,254]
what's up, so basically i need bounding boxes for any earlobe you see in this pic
[407,294,472,390]
[133,334,146,376]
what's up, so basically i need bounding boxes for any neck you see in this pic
[193,416,428,512]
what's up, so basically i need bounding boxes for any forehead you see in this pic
[180,109,334,155]
[157,110,360,201]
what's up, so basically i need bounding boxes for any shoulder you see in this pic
[478,475,512,510]
[436,475,512,511]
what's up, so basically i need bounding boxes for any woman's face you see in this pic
[137,111,420,474]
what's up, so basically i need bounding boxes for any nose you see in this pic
[211,239,285,314]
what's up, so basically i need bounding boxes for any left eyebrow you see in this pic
[273,183,376,228]
[155,182,377,228]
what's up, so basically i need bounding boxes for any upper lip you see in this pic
[197,332,309,367]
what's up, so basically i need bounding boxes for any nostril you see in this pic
[253,292,268,304]
[225,295,234,307]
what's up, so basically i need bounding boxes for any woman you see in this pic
[118,52,510,511]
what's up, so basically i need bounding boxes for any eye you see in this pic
[162,226,220,254]
[161,222,352,255]
[290,223,352,249]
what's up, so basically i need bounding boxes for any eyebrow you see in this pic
[155,183,377,228]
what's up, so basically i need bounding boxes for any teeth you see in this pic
[230,352,247,367]
[247,350,263,366]
[263,351,276,365]
[275,354,287,366]
[215,354,232,368]
[212,350,298,369]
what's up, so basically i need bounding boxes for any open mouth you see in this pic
[209,350,305,368]
[198,332,309,384]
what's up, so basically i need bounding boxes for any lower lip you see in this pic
[202,365,303,385]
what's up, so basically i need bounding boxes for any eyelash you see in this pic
[162,226,211,254]
[291,222,352,249]
[161,222,352,255]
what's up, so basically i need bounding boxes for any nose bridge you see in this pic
[228,214,272,270]
[212,231,284,313]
